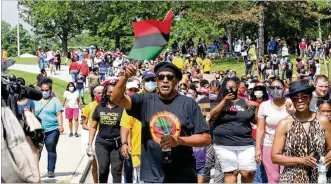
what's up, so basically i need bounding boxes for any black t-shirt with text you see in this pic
[245,60,253,69]
[127,93,209,183]
[92,104,124,139]
[213,99,255,146]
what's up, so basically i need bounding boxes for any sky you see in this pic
[2,0,32,31]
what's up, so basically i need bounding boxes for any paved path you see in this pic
[9,64,72,82]
[9,64,89,183]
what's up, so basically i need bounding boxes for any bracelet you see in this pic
[121,142,128,146]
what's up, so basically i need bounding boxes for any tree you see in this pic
[19,0,88,55]
[1,21,37,57]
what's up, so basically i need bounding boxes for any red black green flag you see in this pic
[128,9,173,60]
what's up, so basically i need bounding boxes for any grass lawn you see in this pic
[8,69,92,105]
[7,57,67,65]
[211,55,331,77]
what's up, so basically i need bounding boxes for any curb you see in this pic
[69,154,91,183]
[79,159,92,183]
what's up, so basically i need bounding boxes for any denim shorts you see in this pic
[197,166,206,176]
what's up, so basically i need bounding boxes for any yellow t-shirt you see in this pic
[203,59,212,72]
[197,57,203,66]
[184,59,191,69]
[120,110,142,168]
[172,56,184,69]
[2,50,7,60]
[82,101,99,131]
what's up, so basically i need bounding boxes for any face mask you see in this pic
[239,88,246,95]
[271,88,282,99]
[209,94,218,101]
[180,90,187,95]
[95,94,102,102]
[144,81,157,92]
[254,90,264,98]
[127,91,135,96]
[69,87,75,92]
[186,94,193,98]
[42,91,50,99]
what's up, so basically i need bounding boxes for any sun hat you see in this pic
[285,79,314,97]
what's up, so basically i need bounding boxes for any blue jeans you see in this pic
[99,73,106,82]
[44,129,60,172]
[253,163,268,183]
[71,71,78,82]
[123,153,133,183]
[38,59,44,70]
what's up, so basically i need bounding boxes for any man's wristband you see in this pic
[121,141,128,146]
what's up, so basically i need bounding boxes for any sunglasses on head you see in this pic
[290,94,310,102]
[157,74,175,81]
[144,78,155,82]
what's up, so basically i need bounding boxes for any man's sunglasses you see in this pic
[291,94,310,102]
[157,74,175,81]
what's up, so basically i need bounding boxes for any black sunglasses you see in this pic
[144,78,155,82]
[157,74,175,81]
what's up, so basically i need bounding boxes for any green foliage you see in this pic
[1,21,37,57]
[19,0,89,55]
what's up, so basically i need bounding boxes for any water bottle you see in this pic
[318,156,327,183]
[87,149,94,161]
[162,131,172,164]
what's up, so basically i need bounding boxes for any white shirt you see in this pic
[315,63,321,75]
[258,100,289,146]
[63,91,80,108]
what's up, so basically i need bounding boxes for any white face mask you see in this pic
[254,90,263,98]
[69,87,75,92]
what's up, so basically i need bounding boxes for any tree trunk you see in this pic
[115,35,121,49]
[258,4,265,59]
[225,23,232,52]
[61,38,68,57]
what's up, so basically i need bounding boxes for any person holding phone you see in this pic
[210,76,257,183]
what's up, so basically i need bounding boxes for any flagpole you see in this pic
[17,3,20,58]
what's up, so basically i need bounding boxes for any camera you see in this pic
[224,87,235,96]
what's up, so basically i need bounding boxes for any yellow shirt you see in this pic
[203,59,212,72]
[120,110,142,168]
[197,57,203,66]
[2,50,7,59]
[172,56,184,69]
[82,101,99,131]
[184,59,191,69]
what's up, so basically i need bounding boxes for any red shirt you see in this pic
[69,62,79,71]
[79,62,89,76]
[299,42,307,50]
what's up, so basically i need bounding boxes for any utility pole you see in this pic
[17,3,20,58]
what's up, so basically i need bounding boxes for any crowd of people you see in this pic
[12,33,331,183]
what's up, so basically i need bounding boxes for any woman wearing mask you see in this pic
[255,79,289,183]
[87,83,124,183]
[187,84,198,101]
[272,79,331,183]
[82,85,104,183]
[179,83,188,95]
[34,81,64,178]
[141,71,157,93]
[238,81,248,100]
[210,77,256,183]
[62,82,81,137]
[205,80,224,183]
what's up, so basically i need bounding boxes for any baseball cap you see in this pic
[142,71,156,80]
[248,83,255,90]
[126,81,139,89]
